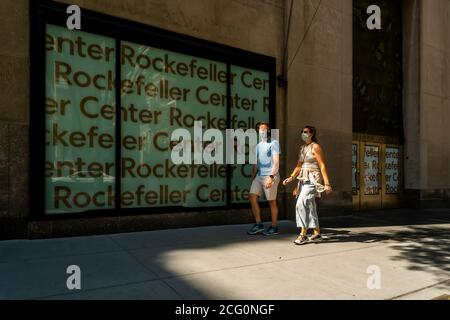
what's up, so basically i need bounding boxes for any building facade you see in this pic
[0,0,449,239]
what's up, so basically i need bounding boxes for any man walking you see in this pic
[247,122,281,236]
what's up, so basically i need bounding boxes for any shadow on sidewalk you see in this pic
[317,224,450,293]
[319,208,450,229]
[1,209,448,299]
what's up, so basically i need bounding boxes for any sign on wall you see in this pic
[363,145,379,195]
[44,25,270,214]
[385,147,400,194]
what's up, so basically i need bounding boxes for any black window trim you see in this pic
[30,0,276,220]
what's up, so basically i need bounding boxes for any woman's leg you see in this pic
[294,187,310,244]
[307,187,321,240]
[295,183,309,231]
[304,184,320,229]
[295,183,321,244]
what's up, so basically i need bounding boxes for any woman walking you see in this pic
[283,126,332,245]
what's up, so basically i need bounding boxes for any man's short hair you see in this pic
[256,122,270,131]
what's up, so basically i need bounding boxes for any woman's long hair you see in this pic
[304,125,318,143]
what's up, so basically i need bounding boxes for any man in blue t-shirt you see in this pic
[247,122,281,236]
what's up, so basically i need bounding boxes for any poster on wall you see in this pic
[45,25,117,214]
[44,24,270,214]
[120,40,228,209]
[385,147,400,194]
[363,145,379,195]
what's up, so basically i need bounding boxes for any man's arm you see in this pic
[269,154,280,177]
[265,155,279,188]
[270,140,281,177]
[265,142,280,188]
[252,145,258,179]
[251,164,258,180]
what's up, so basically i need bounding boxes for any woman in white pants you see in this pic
[283,126,333,245]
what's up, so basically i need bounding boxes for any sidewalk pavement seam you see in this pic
[109,235,186,300]
[160,279,188,300]
[0,248,127,265]
[31,278,174,300]
[387,279,450,300]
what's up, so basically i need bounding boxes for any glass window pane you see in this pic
[364,145,379,195]
[120,41,227,208]
[45,25,116,214]
[385,147,400,194]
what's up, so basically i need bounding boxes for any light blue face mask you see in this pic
[259,131,268,141]
[301,132,310,141]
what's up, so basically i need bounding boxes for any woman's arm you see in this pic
[283,160,303,185]
[313,144,332,193]
[291,160,303,178]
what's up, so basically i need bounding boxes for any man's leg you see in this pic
[247,193,265,235]
[262,175,280,236]
[249,193,262,223]
[268,200,278,227]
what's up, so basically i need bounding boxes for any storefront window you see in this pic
[40,13,274,215]
[120,41,227,208]
[45,25,116,214]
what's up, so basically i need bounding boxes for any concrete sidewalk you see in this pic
[0,208,449,300]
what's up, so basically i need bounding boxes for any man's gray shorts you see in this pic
[249,174,280,201]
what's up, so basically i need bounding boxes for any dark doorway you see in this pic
[352,0,404,211]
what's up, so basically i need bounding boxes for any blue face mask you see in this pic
[301,132,310,141]
[259,131,268,141]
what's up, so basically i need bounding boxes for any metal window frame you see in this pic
[29,0,277,220]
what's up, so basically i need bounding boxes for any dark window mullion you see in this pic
[115,39,122,210]
[226,63,232,207]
